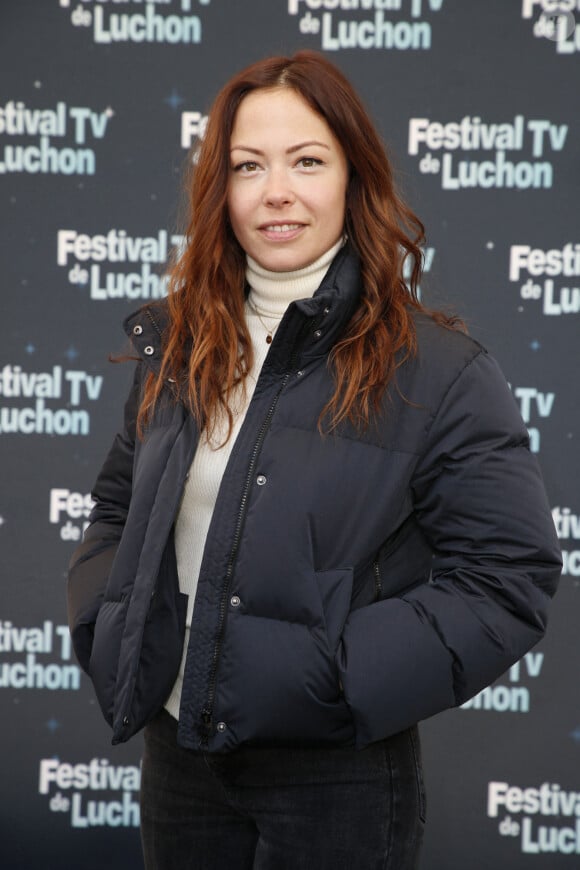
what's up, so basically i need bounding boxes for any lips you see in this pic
[261,223,303,233]
[258,222,306,242]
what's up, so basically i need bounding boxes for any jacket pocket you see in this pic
[127,530,188,732]
[67,537,120,674]
[88,597,129,727]
[372,514,432,601]
[314,567,353,654]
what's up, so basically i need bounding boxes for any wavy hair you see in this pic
[139,51,456,438]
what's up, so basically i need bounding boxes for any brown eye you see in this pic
[233,161,258,173]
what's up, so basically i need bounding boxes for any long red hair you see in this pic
[139,51,455,438]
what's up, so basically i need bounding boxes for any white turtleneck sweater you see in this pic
[165,237,345,719]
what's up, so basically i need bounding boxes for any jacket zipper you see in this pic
[372,559,383,601]
[144,306,163,337]
[200,330,308,744]
[371,515,416,604]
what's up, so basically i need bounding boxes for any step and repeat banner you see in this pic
[1,2,578,868]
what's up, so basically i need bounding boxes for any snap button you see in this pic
[256,474,267,486]
[132,324,143,335]
[323,307,330,315]
[144,345,155,356]
[230,595,241,607]
[313,329,322,339]
[216,721,227,733]
[122,716,129,726]
[296,370,304,378]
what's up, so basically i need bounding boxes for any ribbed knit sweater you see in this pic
[165,237,345,719]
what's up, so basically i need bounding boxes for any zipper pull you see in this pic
[200,707,212,746]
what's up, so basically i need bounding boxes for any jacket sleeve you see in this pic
[336,348,562,747]
[67,363,141,673]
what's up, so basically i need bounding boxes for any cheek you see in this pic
[227,190,247,236]
[325,173,348,211]
[332,186,347,211]
[325,187,347,225]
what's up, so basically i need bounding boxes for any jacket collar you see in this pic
[123,243,363,373]
[293,242,362,360]
[123,300,168,377]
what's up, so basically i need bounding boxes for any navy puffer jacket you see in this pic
[67,246,562,750]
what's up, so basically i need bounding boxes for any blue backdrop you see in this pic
[1,2,578,867]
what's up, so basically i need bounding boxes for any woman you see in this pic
[67,52,561,869]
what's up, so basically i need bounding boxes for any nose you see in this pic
[262,166,295,208]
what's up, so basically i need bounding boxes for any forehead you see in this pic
[231,88,335,142]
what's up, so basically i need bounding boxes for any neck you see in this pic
[245,236,346,317]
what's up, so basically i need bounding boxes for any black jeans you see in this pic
[140,708,425,870]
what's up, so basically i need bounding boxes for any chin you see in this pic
[254,251,315,273]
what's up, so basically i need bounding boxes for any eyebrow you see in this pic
[230,140,331,155]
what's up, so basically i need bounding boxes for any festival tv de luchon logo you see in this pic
[0,100,112,175]
[287,0,445,51]
[58,0,210,45]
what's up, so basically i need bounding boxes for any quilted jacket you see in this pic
[67,245,562,750]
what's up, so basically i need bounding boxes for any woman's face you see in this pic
[227,87,348,272]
